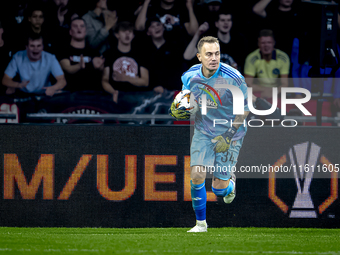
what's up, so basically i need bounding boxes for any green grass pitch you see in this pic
[0,227,339,254]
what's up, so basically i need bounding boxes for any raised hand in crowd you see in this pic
[184,0,199,36]
[186,0,195,9]
[135,0,151,31]
[80,55,85,69]
[70,54,85,69]
[57,1,69,26]
[252,0,272,18]
[197,22,209,36]
[183,22,209,61]
[104,10,117,31]
[82,0,118,54]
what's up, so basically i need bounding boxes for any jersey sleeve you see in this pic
[4,55,19,78]
[181,73,190,90]
[244,53,256,77]
[181,64,201,90]
[231,66,249,112]
[240,77,249,112]
[221,64,249,112]
[280,53,290,75]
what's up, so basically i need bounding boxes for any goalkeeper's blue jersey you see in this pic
[182,63,249,140]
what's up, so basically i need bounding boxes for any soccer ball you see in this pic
[174,90,198,115]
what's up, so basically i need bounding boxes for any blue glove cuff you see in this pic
[222,126,237,140]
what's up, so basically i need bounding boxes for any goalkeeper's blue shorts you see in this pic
[190,130,244,180]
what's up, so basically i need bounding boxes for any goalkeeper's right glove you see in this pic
[169,100,190,120]
[211,126,237,153]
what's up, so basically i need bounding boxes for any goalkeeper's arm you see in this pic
[211,111,250,153]
[169,99,190,120]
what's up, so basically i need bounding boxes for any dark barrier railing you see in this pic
[0,114,16,119]
[0,125,339,228]
[25,113,340,124]
[2,90,340,125]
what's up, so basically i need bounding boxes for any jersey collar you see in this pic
[260,49,277,60]
[199,63,221,80]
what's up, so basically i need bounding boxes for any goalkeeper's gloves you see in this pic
[211,126,237,153]
[169,100,190,120]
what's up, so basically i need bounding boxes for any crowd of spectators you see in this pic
[0,0,340,122]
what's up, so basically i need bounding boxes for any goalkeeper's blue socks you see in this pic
[212,180,234,197]
[190,180,207,221]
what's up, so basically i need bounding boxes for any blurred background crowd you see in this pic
[0,0,340,123]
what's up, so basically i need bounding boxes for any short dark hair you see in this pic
[258,29,275,40]
[145,16,161,31]
[114,21,134,34]
[26,33,43,45]
[70,17,86,28]
[216,10,233,22]
[89,0,116,11]
[27,4,45,18]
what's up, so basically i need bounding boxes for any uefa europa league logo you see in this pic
[269,141,338,218]
[289,142,320,218]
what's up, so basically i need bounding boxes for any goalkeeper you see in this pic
[170,36,249,232]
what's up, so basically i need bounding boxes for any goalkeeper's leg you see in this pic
[212,176,235,204]
[187,131,215,232]
[212,138,244,203]
[187,166,207,233]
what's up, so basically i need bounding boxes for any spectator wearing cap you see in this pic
[145,16,185,93]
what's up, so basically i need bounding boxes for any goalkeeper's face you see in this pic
[197,42,220,72]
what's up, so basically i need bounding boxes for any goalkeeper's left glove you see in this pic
[211,126,237,153]
[169,100,190,120]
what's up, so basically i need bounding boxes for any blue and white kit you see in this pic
[182,63,249,180]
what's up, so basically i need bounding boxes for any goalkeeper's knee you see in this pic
[212,183,234,197]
